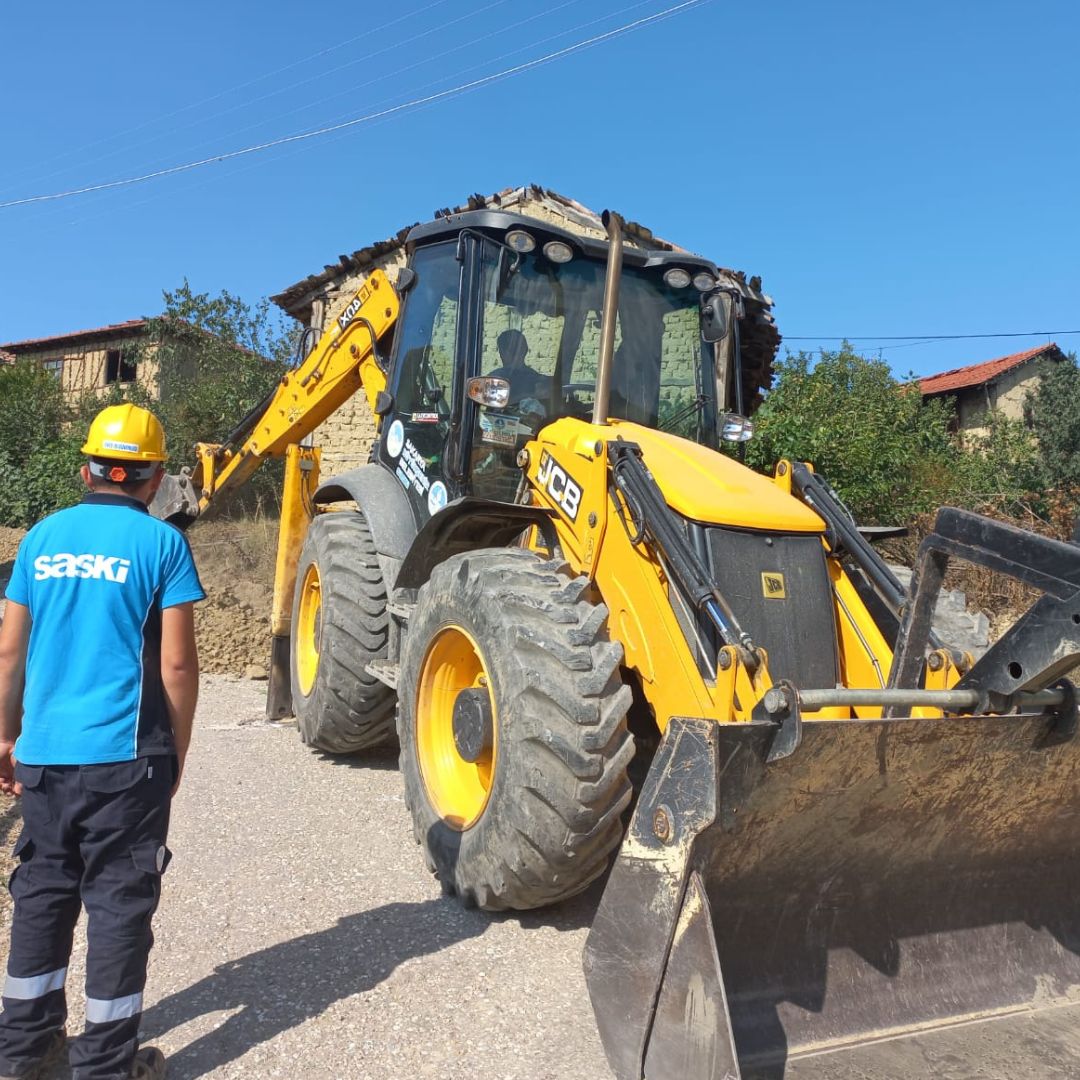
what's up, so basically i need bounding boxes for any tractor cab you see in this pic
[375,210,768,519]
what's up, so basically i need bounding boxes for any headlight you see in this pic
[663,267,692,289]
[543,240,573,264]
[721,413,754,442]
[505,229,536,253]
[693,272,716,291]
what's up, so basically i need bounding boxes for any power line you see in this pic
[91,0,590,196]
[11,1,645,242]
[786,331,1080,343]
[0,0,706,211]
[2,0,458,193]
[11,0,598,236]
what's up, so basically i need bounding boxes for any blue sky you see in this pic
[1,0,1076,377]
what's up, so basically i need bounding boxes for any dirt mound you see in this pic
[0,527,24,566]
[187,516,278,676]
[0,518,274,677]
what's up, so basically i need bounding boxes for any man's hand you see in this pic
[0,740,20,797]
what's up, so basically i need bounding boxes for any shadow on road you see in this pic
[317,745,401,772]
[141,898,487,1079]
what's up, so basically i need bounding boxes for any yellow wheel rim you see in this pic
[416,625,496,830]
[296,562,322,696]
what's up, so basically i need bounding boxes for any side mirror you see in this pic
[701,291,734,343]
[395,267,417,294]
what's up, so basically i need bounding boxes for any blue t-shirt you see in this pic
[5,493,205,765]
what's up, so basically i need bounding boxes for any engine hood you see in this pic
[605,421,824,534]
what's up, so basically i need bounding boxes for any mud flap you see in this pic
[584,712,1080,1079]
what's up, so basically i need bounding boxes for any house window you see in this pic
[105,347,137,384]
[41,357,63,379]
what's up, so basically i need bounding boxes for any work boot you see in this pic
[130,1047,166,1079]
[0,1029,67,1079]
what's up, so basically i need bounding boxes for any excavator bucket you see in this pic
[584,711,1080,1079]
[149,469,200,528]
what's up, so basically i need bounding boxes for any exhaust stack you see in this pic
[592,209,624,426]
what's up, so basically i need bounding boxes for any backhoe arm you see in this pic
[188,269,399,511]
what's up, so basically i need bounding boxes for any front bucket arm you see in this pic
[585,709,1080,1079]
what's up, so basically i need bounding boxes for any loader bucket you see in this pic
[584,712,1080,1080]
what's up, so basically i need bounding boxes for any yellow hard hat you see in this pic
[81,404,167,462]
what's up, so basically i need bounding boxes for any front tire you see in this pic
[290,511,395,753]
[397,549,634,910]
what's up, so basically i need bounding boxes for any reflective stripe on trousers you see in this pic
[84,993,144,1025]
[2,967,67,1000]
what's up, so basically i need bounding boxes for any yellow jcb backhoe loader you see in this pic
[156,205,1080,1079]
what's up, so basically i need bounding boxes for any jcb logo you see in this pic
[34,553,131,584]
[761,572,786,599]
[536,450,582,522]
[336,282,373,332]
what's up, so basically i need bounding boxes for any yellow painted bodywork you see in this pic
[272,444,321,640]
[523,419,955,733]
[606,422,823,533]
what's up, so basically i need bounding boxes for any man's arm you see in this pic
[161,602,199,796]
[0,602,30,796]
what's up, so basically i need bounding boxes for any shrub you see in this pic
[745,346,959,522]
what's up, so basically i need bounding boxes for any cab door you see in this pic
[376,241,465,523]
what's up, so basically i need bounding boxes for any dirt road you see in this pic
[4,675,1080,1080]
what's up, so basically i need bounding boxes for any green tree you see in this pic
[745,345,958,523]
[146,282,297,481]
[952,411,1041,513]
[0,361,85,527]
[1027,352,1080,489]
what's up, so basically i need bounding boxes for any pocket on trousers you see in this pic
[131,841,172,876]
[8,830,34,893]
[13,763,45,790]
[82,759,149,794]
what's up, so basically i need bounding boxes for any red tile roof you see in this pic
[0,319,148,353]
[919,344,1063,396]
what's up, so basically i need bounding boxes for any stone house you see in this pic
[0,319,251,402]
[1,320,161,397]
[271,185,779,479]
[919,343,1065,435]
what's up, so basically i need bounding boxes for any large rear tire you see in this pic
[397,549,634,910]
[290,511,395,753]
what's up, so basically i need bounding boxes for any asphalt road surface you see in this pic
[6,675,1080,1080]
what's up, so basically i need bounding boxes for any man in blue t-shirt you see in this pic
[0,404,204,1080]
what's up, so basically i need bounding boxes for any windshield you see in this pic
[475,241,718,444]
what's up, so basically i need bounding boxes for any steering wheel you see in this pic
[561,382,595,420]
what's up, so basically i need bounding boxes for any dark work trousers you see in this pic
[0,757,172,1080]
